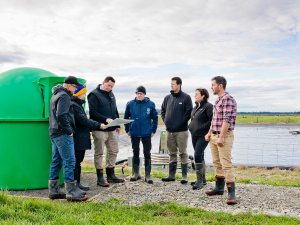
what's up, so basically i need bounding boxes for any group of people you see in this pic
[48,75,237,205]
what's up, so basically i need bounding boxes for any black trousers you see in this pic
[75,150,86,170]
[192,135,209,163]
[131,136,151,159]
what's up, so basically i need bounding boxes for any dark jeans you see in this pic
[192,135,209,163]
[49,134,75,182]
[75,150,86,170]
[131,136,151,159]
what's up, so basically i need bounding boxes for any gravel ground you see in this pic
[8,172,129,201]
[8,172,300,218]
[92,176,300,218]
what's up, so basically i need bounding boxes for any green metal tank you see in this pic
[0,67,86,190]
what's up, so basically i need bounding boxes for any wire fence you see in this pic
[86,125,300,168]
[204,126,300,167]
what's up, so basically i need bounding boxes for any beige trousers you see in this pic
[92,131,119,169]
[166,130,189,164]
[209,131,235,182]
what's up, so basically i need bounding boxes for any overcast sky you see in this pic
[1,0,299,112]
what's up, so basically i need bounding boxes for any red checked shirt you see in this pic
[211,92,237,132]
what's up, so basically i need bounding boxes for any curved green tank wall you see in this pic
[0,67,86,190]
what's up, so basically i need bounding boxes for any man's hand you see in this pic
[217,122,229,146]
[106,118,113,124]
[151,133,154,137]
[116,128,120,134]
[69,133,73,136]
[217,136,225,146]
[205,133,211,141]
[100,124,108,130]
[127,132,131,136]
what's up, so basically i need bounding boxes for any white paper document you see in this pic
[107,118,134,127]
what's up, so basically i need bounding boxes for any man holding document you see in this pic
[88,76,125,186]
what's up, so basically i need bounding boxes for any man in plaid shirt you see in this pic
[205,76,237,205]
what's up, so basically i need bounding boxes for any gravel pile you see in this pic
[93,176,300,218]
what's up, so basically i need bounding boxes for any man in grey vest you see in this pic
[88,76,124,187]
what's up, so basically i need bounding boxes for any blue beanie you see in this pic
[73,85,87,96]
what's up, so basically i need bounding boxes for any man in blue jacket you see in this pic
[124,86,158,184]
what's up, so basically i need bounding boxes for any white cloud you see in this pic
[0,0,299,71]
[0,0,300,112]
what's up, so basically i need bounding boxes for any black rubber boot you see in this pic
[97,169,109,187]
[226,182,237,205]
[203,160,207,185]
[65,181,88,201]
[205,176,225,196]
[192,163,205,190]
[191,161,207,186]
[75,166,89,191]
[130,157,142,181]
[106,167,125,183]
[144,159,153,184]
[180,163,188,184]
[48,179,66,199]
[162,162,177,182]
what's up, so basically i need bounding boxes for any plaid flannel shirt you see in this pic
[211,92,237,132]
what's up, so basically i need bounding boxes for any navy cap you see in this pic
[64,76,83,87]
[136,86,146,94]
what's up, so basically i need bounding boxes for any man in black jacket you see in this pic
[161,77,193,184]
[49,76,88,201]
[88,76,124,186]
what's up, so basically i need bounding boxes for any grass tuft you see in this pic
[237,164,248,170]
[294,167,300,172]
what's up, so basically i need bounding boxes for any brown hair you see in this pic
[104,76,115,83]
[195,88,209,102]
[171,77,182,86]
[211,76,226,89]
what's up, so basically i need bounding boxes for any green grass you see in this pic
[236,115,300,124]
[90,114,300,126]
[235,167,300,187]
[1,191,299,224]
[81,162,300,187]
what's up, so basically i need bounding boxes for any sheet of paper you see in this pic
[107,118,134,127]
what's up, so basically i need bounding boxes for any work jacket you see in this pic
[49,85,75,138]
[189,100,213,136]
[161,89,193,132]
[124,97,158,137]
[71,96,101,151]
[87,84,120,132]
